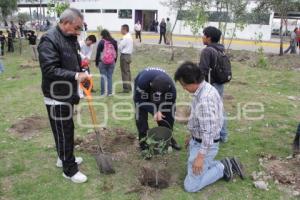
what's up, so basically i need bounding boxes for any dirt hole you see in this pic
[262,154,300,193]
[139,166,171,189]
[9,116,49,140]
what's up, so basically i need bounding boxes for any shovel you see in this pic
[80,78,115,174]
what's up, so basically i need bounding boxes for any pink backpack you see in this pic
[101,39,116,64]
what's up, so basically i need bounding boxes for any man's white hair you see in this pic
[59,8,83,23]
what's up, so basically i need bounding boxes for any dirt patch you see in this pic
[228,49,300,70]
[20,61,39,69]
[139,165,171,189]
[6,75,20,81]
[224,94,235,101]
[75,128,137,156]
[8,116,49,140]
[175,105,191,124]
[76,127,180,192]
[261,153,300,195]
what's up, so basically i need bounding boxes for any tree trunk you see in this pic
[170,5,181,61]
[226,23,237,52]
[279,16,284,56]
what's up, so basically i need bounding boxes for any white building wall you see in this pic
[70,0,273,41]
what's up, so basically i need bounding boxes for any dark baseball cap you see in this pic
[150,75,172,103]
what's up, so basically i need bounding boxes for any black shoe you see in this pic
[139,141,149,151]
[230,157,245,180]
[171,138,181,151]
[220,158,233,182]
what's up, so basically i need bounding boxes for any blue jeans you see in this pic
[184,139,224,192]
[99,62,115,95]
[0,60,4,73]
[212,83,228,142]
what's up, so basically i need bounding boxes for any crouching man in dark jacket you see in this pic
[134,67,181,151]
[38,8,90,183]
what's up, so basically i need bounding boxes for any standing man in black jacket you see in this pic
[38,8,90,183]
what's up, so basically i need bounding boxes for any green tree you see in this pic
[0,0,18,21]
[18,12,31,23]
[47,0,70,17]
[255,0,300,56]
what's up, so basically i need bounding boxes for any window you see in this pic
[85,9,101,13]
[118,9,132,19]
[102,9,117,13]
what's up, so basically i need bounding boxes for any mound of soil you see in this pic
[262,154,300,193]
[9,116,49,140]
[139,166,171,189]
[75,128,137,155]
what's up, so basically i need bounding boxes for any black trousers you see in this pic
[135,104,174,142]
[0,43,4,56]
[159,32,166,44]
[7,41,14,52]
[135,31,141,42]
[46,104,78,177]
[297,123,300,137]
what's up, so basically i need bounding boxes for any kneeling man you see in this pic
[174,62,244,192]
[134,67,181,151]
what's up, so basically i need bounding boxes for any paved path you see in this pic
[106,32,290,54]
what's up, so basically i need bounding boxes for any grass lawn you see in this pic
[0,40,299,200]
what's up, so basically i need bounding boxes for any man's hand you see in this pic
[192,153,205,175]
[76,72,91,83]
[185,135,191,149]
[154,111,165,122]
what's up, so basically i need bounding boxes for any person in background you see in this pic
[293,123,300,156]
[174,61,245,193]
[27,31,38,61]
[284,28,297,54]
[0,58,4,74]
[0,31,6,56]
[119,24,133,93]
[0,59,4,74]
[95,29,118,96]
[198,26,229,143]
[296,27,300,52]
[79,34,97,72]
[38,8,90,184]
[134,21,142,43]
[19,21,24,38]
[10,21,17,39]
[134,67,181,152]
[159,18,167,45]
[83,22,88,31]
[7,30,14,53]
[155,20,159,33]
[166,18,172,45]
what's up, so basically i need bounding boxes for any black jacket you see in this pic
[95,38,118,66]
[28,34,37,45]
[160,22,166,33]
[38,26,81,104]
[199,43,225,83]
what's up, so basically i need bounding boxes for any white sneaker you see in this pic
[63,171,87,183]
[56,157,83,168]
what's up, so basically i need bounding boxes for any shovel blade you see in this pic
[94,153,115,174]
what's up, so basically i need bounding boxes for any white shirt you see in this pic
[44,97,69,105]
[79,40,93,60]
[119,32,133,54]
[134,23,142,31]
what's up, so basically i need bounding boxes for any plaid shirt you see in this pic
[187,81,223,155]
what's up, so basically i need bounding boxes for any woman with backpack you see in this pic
[95,29,118,96]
